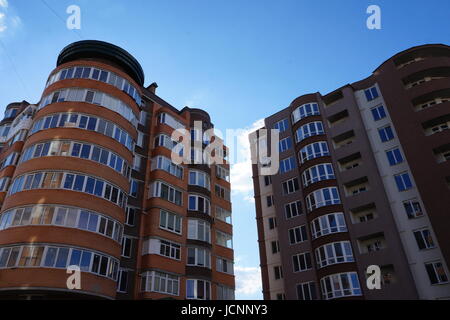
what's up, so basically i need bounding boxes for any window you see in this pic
[289,225,308,244]
[186,279,211,300]
[306,187,341,212]
[30,113,134,151]
[386,148,403,166]
[125,206,136,226]
[48,66,141,105]
[157,112,185,130]
[153,155,183,179]
[292,103,320,124]
[188,219,211,243]
[151,181,183,206]
[264,176,272,186]
[216,231,233,248]
[0,205,122,242]
[130,180,139,198]
[137,132,144,147]
[273,119,289,132]
[394,172,413,191]
[0,244,118,280]
[159,239,181,260]
[279,156,296,174]
[266,195,274,207]
[285,200,302,219]
[403,199,423,219]
[159,210,182,234]
[378,126,395,142]
[364,86,379,101]
[121,237,133,258]
[141,271,179,295]
[292,252,312,272]
[117,269,128,293]
[315,241,354,268]
[188,194,210,215]
[371,105,386,121]
[297,282,317,300]
[215,184,231,201]
[217,285,235,300]
[8,172,127,208]
[216,165,230,182]
[133,155,142,171]
[0,152,19,170]
[413,229,435,250]
[274,266,283,280]
[282,177,299,195]
[216,257,234,274]
[299,142,329,163]
[0,177,10,192]
[276,293,285,300]
[295,121,324,143]
[215,206,232,224]
[268,217,277,230]
[187,247,211,268]
[425,261,448,285]
[320,272,362,300]
[39,88,138,126]
[271,241,280,254]
[302,163,335,187]
[279,137,292,152]
[189,170,210,189]
[310,212,347,239]
[154,134,183,156]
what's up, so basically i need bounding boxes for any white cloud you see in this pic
[229,118,264,202]
[0,13,6,32]
[0,1,21,35]
[234,266,262,296]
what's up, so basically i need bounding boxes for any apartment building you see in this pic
[251,44,450,300]
[0,40,234,300]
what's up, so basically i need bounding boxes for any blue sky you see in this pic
[0,0,449,299]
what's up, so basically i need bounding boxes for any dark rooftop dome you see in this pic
[57,40,145,86]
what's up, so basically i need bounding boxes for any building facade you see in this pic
[0,40,234,300]
[251,44,450,300]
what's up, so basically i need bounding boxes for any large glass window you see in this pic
[188,195,210,215]
[280,156,296,174]
[151,181,183,206]
[20,140,130,178]
[8,171,127,208]
[188,219,211,243]
[310,213,347,239]
[30,113,134,151]
[295,121,324,143]
[187,247,211,268]
[47,66,142,105]
[320,272,362,300]
[153,155,183,179]
[315,241,354,268]
[305,187,341,212]
[302,163,335,186]
[141,271,179,295]
[159,210,182,234]
[299,142,329,163]
[186,279,211,300]
[189,170,210,189]
[0,244,118,280]
[39,88,138,127]
[291,103,320,124]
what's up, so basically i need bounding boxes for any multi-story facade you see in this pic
[252,44,450,300]
[0,40,234,300]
